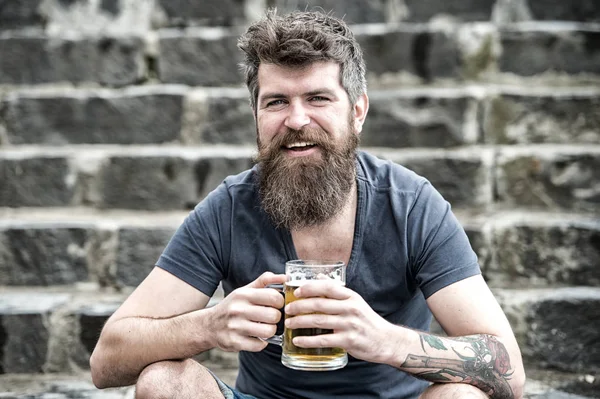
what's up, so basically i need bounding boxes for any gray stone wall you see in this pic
[0,0,599,397]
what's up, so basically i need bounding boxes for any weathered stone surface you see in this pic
[403,0,496,22]
[97,156,197,210]
[0,157,74,207]
[462,221,493,274]
[0,0,44,30]
[356,26,461,81]
[491,215,600,288]
[0,34,145,86]
[274,0,386,24]
[184,92,255,145]
[364,90,478,147]
[375,148,494,208]
[156,0,246,26]
[526,288,600,373]
[499,28,600,76]
[528,0,600,22]
[0,226,91,285]
[115,227,176,287]
[0,293,70,374]
[158,29,244,86]
[78,303,119,355]
[196,156,254,199]
[484,91,600,144]
[496,147,600,212]
[2,87,185,145]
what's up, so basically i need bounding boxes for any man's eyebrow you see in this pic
[259,92,286,102]
[259,89,338,102]
[305,89,338,98]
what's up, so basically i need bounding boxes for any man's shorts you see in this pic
[209,370,258,399]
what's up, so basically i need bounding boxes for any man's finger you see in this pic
[294,280,350,300]
[246,271,287,289]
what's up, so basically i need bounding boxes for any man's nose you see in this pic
[284,103,310,131]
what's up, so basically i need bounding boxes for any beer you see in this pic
[282,280,347,370]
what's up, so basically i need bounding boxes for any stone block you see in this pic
[484,90,600,144]
[158,29,244,86]
[490,214,600,288]
[97,155,197,210]
[0,0,44,30]
[183,90,255,145]
[356,26,461,81]
[0,293,70,373]
[78,302,119,355]
[115,227,176,287]
[403,0,495,22]
[499,27,600,76]
[0,156,75,207]
[528,0,600,22]
[0,225,91,286]
[2,87,185,145]
[0,34,145,86]
[462,221,493,275]
[526,288,600,373]
[496,147,600,212]
[195,156,254,199]
[273,0,386,24]
[364,89,478,147]
[156,0,246,26]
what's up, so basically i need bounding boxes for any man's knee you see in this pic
[420,383,489,399]
[135,359,221,399]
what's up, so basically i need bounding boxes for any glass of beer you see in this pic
[266,260,347,371]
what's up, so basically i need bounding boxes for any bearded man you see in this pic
[90,9,525,399]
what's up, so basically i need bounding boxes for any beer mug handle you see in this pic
[262,283,285,347]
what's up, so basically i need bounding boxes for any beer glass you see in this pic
[266,260,347,371]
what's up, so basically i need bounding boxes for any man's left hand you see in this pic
[284,280,398,364]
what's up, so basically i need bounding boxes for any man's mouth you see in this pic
[283,141,318,151]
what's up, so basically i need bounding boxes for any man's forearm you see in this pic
[389,329,523,399]
[90,308,216,388]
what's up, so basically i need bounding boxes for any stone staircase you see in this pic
[0,0,599,397]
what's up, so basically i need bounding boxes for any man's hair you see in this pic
[238,9,367,111]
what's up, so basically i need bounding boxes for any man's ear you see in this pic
[352,93,369,134]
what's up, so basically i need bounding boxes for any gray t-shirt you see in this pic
[156,150,481,399]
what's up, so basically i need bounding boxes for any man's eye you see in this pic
[266,100,285,107]
[310,96,329,102]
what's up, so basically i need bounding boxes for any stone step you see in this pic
[1,22,600,87]
[0,369,597,398]
[0,207,597,289]
[2,0,599,34]
[1,144,598,211]
[2,85,598,146]
[0,287,598,394]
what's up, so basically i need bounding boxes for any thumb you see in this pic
[246,271,287,289]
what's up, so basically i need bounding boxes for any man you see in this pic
[90,9,525,399]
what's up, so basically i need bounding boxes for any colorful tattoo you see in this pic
[402,334,514,399]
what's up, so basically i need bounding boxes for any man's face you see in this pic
[253,62,368,230]
[255,61,363,161]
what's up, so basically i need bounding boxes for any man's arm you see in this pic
[285,275,525,399]
[395,274,525,399]
[90,267,286,389]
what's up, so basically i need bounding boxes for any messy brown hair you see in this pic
[238,9,367,111]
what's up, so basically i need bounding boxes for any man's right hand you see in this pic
[207,272,287,352]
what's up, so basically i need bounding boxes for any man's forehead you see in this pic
[257,62,343,95]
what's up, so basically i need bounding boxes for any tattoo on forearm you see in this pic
[403,334,514,399]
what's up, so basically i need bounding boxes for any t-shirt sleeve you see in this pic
[155,183,232,297]
[407,180,481,299]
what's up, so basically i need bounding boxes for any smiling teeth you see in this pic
[286,142,315,149]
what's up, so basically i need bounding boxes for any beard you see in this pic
[255,116,359,230]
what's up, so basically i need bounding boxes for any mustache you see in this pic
[262,126,331,151]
